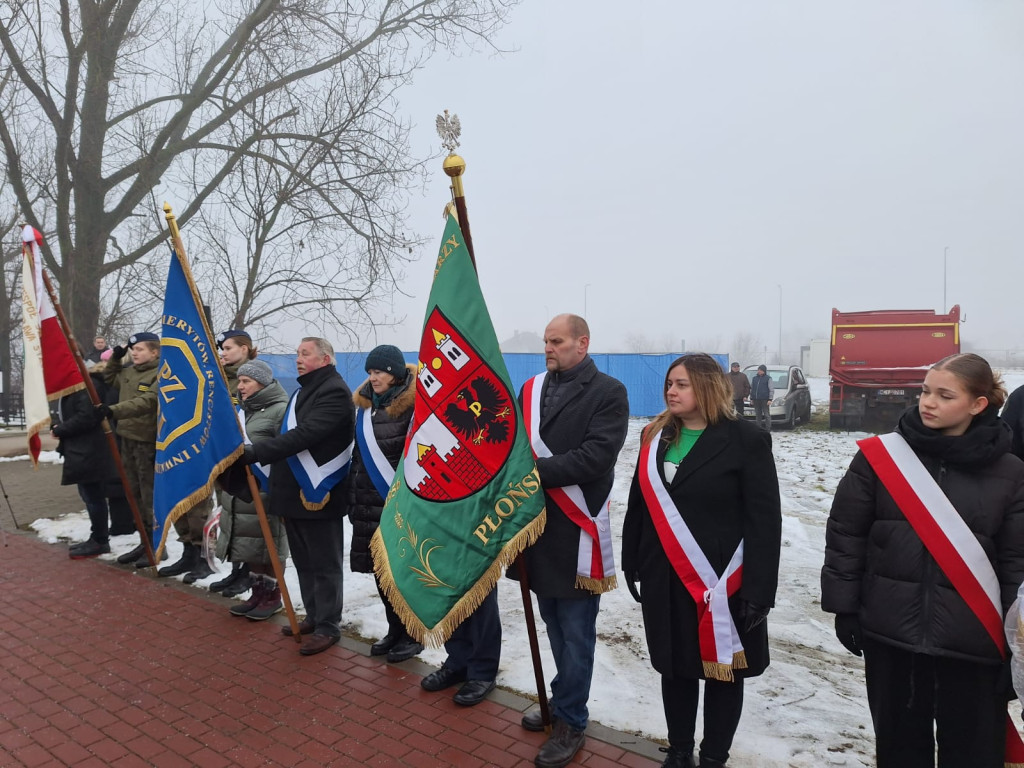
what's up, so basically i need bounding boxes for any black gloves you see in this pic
[240,445,257,465]
[835,613,863,657]
[110,345,128,360]
[94,403,113,421]
[738,600,770,633]
[624,570,641,603]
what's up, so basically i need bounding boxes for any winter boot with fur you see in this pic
[245,579,283,621]
[229,577,266,616]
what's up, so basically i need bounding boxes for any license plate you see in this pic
[876,389,905,396]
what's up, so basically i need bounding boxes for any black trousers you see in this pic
[733,398,745,417]
[443,588,501,681]
[375,575,411,641]
[283,516,345,637]
[863,637,1005,768]
[662,675,744,763]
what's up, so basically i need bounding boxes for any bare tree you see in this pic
[0,0,516,340]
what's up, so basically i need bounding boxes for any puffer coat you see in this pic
[822,406,1024,665]
[347,367,415,573]
[216,380,290,563]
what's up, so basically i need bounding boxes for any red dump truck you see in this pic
[829,306,961,431]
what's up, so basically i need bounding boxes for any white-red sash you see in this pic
[637,429,746,680]
[522,373,616,594]
[858,432,1024,766]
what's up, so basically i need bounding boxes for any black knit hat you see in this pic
[237,360,274,387]
[757,364,767,372]
[364,344,406,376]
[216,329,252,349]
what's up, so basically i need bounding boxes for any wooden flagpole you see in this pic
[39,269,157,568]
[162,203,300,639]
[437,111,552,731]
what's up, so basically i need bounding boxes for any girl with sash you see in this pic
[346,345,422,663]
[622,354,781,768]
[823,353,1024,768]
[215,360,290,620]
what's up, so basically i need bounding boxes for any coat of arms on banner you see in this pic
[405,307,516,501]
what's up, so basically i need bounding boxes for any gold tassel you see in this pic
[575,574,619,595]
[1006,762,1024,767]
[371,507,548,648]
[47,381,87,402]
[300,490,330,511]
[700,651,747,683]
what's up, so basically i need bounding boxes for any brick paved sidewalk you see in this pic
[0,534,662,768]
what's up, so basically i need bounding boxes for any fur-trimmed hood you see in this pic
[352,363,416,417]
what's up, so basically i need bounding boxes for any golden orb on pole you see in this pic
[442,153,466,178]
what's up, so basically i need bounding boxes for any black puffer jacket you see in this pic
[346,366,415,573]
[822,406,1024,664]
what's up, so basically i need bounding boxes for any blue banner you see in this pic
[152,247,243,555]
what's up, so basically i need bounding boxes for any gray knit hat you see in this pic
[237,360,274,387]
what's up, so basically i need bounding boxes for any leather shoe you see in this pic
[420,666,467,692]
[386,637,423,663]
[535,719,586,768]
[281,617,315,637]
[453,679,496,707]
[299,633,339,656]
[370,632,399,656]
[521,708,549,732]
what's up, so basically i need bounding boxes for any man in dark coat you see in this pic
[244,337,354,656]
[52,385,118,558]
[511,313,629,768]
[728,362,750,416]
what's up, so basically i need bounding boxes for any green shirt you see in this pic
[665,427,704,466]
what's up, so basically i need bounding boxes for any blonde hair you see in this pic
[931,353,1006,409]
[642,354,736,446]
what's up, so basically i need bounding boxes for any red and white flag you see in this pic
[21,225,83,465]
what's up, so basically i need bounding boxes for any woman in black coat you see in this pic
[622,353,781,768]
[822,354,1024,768]
[52,385,118,559]
[346,345,420,663]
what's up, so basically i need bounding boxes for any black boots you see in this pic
[386,636,424,663]
[210,563,250,593]
[158,542,199,577]
[659,746,696,768]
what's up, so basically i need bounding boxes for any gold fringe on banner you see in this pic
[154,446,243,561]
[371,506,547,649]
[47,380,86,402]
[300,490,330,512]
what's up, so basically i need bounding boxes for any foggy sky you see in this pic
[363,1,1024,359]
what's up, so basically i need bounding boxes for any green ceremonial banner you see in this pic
[372,214,546,646]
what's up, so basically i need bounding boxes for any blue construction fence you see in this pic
[259,352,729,418]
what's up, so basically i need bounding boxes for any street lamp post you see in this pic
[584,283,591,318]
[777,284,783,364]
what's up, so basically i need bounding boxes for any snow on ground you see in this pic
[30,373,1024,767]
